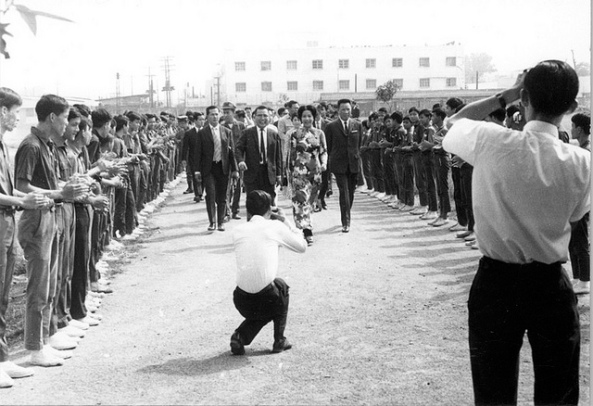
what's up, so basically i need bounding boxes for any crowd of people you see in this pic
[0,89,184,388]
[0,59,590,404]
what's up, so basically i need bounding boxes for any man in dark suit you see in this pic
[325,99,363,232]
[181,112,205,202]
[222,102,246,220]
[194,106,238,231]
[236,105,282,205]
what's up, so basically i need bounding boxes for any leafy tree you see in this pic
[465,53,496,84]
[375,80,400,112]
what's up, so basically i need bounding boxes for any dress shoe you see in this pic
[432,218,448,227]
[193,196,201,203]
[232,213,241,220]
[0,361,33,379]
[44,345,73,360]
[29,349,64,367]
[0,368,13,388]
[207,223,216,231]
[49,332,78,350]
[218,224,226,232]
[342,225,350,233]
[399,205,414,212]
[183,189,194,194]
[69,319,90,330]
[464,233,476,242]
[76,316,100,327]
[272,338,292,353]
[420,211,438,220]
[456,230,472,239]
[230,332,245,355]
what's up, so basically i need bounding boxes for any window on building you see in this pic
[392,58,403,68]
[261,61,271,71]
[287,81,298,91]
[339,59,349,69]
[312,59,323,69]
[287,60,297,70]
[446,57,457,67]
[446,78,457,87]
[419,57,430,67]
[393,79,403,89]
[261,81,272,91]
[339,80,350,90]
[235,62,245,71]
[419,78,430,88]
[313,80,324,90]
[366,58,376,68]
[235,82,246,92]
[366,79,377,89]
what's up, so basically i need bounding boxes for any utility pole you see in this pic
[161,56,175,109]
[116,72,121,113]
[146,67,155,109]
[475,71,479,90]
[214,75,221,106]
[571,49,578,70]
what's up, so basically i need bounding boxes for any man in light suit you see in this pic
[194,106,238,232]
[325,99,363,233]
[236,105,282,205]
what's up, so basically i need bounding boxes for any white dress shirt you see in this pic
[232,215,306,293]
[444,118,590,264]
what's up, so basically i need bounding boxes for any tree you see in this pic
[465,53,496,84]
[375,80,400,112]
[575,62,590,76]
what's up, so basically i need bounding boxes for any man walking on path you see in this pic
[230,190,306,355]
[444,60,589,405]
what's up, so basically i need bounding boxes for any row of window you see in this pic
[235,57,456,72]
[235,77,457,92]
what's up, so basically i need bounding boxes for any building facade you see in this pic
[220,42,466,107]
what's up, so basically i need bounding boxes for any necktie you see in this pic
[343,120,348,133]
[260,128,266,164]
[213,127,221,162]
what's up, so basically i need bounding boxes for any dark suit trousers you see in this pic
[244,164,276,203]
[203,162,229,226]
[412,151,428,206]
[334,170,357,227]
[233,278,289,345]
[468,257,580,405]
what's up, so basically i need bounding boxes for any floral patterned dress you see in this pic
[288,127,327,232]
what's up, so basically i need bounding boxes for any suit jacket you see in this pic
[236,125,282,185]
[222,120,245,155]
[194,125,237,177]
[181,127,200,168]
[325,118,362,174]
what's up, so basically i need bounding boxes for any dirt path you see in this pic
[2,179,590,405]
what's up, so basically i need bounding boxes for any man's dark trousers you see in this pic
[244,164,276,203]
[334,170,357,227]
[233,278,289,344]
[203,162,228,226]
[468,257,580,405]
[412,151,428,206]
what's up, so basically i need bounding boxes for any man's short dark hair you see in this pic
[72,104,91,118]
[205,105,219,116]
[432,103,442,110]
[337,99,352,108]
[572,112,591,135]
[378,107,388,114]
[36,94,69,122]
[254,105,268,115]
[445,98,464,112]
[432,108,447,120]
[235,110,246,119]
[488,108,506,123]
[403,115,411,122]
[277,107,287,116]
[91,108,112,129]
[390,111,403,124]
[419,109,432,118]
[317,101,328,110]
[115,115,129,132]
[286,100,299,109]
[246,190,272,217]
[524,60,579,117]
[68,107,82,121]
[408,107,420,114]
[125,111,142,122]
[0,87,22,110]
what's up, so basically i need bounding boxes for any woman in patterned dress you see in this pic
[288,105,327,245]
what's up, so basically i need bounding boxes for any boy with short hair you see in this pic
[416,109,438,220]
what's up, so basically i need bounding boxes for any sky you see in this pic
[0,0,590,102]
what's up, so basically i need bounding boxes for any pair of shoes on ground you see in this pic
[28,346,69,368]
[419,211,438,220]
[429,217,448,227]
[230,332,292,355]
[0,361,34,388]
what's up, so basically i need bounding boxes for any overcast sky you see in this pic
[0,0,590,101]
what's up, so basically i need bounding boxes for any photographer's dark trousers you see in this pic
[412,151,428,206]
[569,213,590,282]
[233,278,289,345]
[469,257,580,406]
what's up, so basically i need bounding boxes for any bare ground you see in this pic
[1,179,589,405]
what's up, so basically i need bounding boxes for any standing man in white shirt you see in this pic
[230,190,306,355]
[443,60,589,406]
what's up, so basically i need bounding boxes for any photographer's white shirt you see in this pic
[444,118,590,264]
[233,215,306,293]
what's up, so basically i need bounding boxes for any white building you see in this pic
[220,42,466,107]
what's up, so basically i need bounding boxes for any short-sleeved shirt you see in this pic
[444,119,591,264]
[14,127,59,191]
[56,144,75,181]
